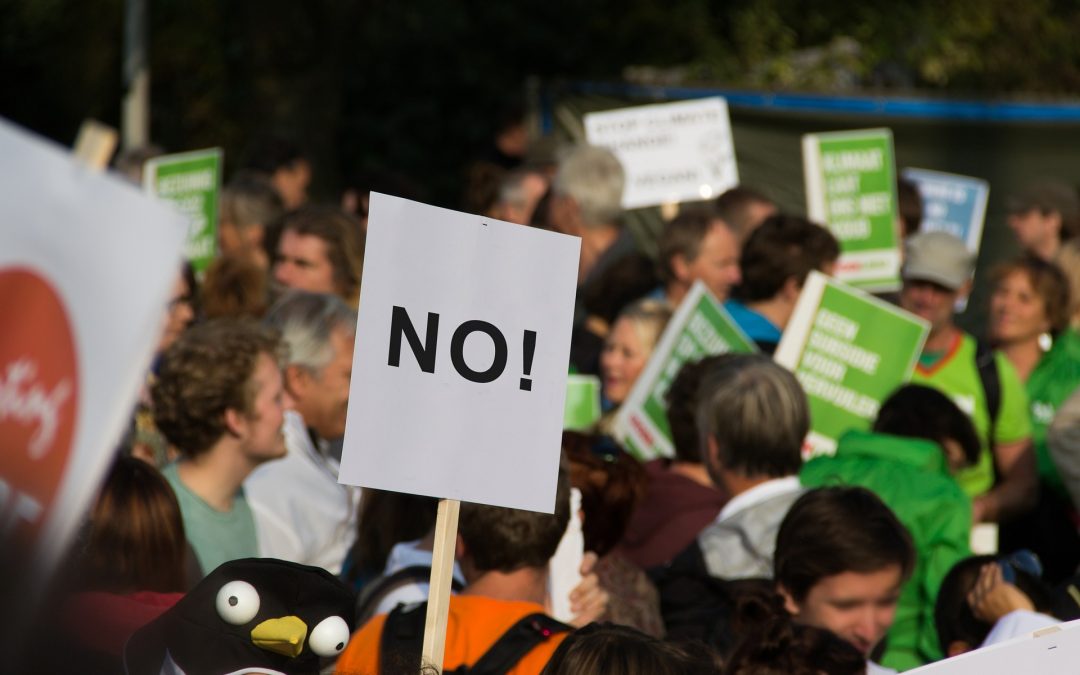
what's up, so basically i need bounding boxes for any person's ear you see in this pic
[224,407,247,439]
[671,253,693,284]
[781,276,802,303]
[455,534,466,561]
[958,278,974,302]
[777,584,800,616]
[284,364,312,400]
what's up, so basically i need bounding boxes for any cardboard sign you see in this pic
[338,193,579,513]
[584,97,739,210]
[0,118,186,595]
[614,282,757,460]
[907,617,1080,674]
[143,148,223,274]
[803,128,901,292]
[902,168,989,254]
[775,272,929,457]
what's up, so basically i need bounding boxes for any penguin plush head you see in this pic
[125,558,356,674]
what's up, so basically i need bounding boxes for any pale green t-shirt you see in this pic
[162,462,259,576]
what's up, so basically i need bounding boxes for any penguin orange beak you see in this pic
[251,615,308,658]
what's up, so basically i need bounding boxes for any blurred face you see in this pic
[682,220,742,301]
[990,270,1050,346]
[900,279,958,334]
[241,352,289,462]
[600,317,650,405]
[783,565,903,657]
[158,274,194,354]
[272,160,311,210]
[292,328,354,440]
[274,230,336,294]
[1008,208,1058,252]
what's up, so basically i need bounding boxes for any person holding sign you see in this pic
[656,208,742,307]
[152,320,289,577]
[901,231,1036,524]
[726,215,840,354]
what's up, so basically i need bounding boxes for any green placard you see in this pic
[144,148,223,274]
[775,272,929,456]
[564,374,601,431]
[803,129,900,292]
[615,282,757,460]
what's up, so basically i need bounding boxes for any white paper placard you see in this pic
[585,97,739,210]
[0,118,187,581]
[338,193,580,513]
[907,617,1080,674]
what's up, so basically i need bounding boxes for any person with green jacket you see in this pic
[801,385,981,671]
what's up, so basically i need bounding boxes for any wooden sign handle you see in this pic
[421,498,461,672]
[72,119,119,171]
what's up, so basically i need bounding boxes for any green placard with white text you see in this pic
[615,282,757,460]
[775,272,928,457]
[803,129,900,292]
[143,148,223,274]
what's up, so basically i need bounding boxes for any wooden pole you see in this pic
[421,498,461,673]
[72,120,119,170]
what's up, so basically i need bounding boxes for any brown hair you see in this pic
[277,205,366,305]
[200,254,271,320]
[542,622,720,675]
[563,433,647,556]
[79,456,187,593]
[775,487,915,603]
[733,215,839,303]
[458,466,570,573]
[152,319,283,457]
[658,208,727,283]
[991,255,1072,336]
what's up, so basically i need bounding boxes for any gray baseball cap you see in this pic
[902,231,975,291]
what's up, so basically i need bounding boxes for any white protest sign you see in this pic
[907,618,1080,674]
[0,118,186,591]
[339,193,580,513]
[585,97,739,210]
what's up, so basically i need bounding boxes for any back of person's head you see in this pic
[581,255,661,327]
[935,554,1054,656]
[696,354,808,480]
[775,487,915,604]
[724,592,865,675]
[714,186,776,239]
[152,319,283,457]
[658,207,724,283]
[874,384,981,468]
[458,467,570,573]
[347,489,440,584]
[76,456,187,593]
[552,145,625,228]
[733,215,839,303]
[896,177,923,238]
[666,355,729,464]
[222,170,284,232]
[542,622,720,675]
[263,290,357,371]
[200,254,271,320]
[563,433,648,556]
[277,205,365,302]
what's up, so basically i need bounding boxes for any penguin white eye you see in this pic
[216,580,260,625]
[308,615,350,657]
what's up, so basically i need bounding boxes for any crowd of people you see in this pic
[31,117,1080,675]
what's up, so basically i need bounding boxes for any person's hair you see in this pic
[563,432,648,556]
[243,135,308,174]
[462,161,506,216]
[542,622,720,675]
[200,254,271,320]
[1057,240,1080,328]
[774,487,915,603]
[714,186,775,238]
[552,145,625,228]
[659,208,731,283]
[896,177,923,238]
[733,215,839,303]
[874,384,981,467]
[221,170,284,231]
[666,355,732,463]
[991,255,1072,337]
[263,290,357,372]
[611,298,673,357]
[581,254,661,326]
[724,592,865,675]
[277,205,366,303]
[346,490,440,584]
[76,456,188,593]
[152,319,283,457]
[935,554,1054,654]
[696,354,808,479]
[458,466,570,573]
[497,167,545,211]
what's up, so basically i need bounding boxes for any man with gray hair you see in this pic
[244,290,361,573]
[549,145,634,293]
[687,353,808,579]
